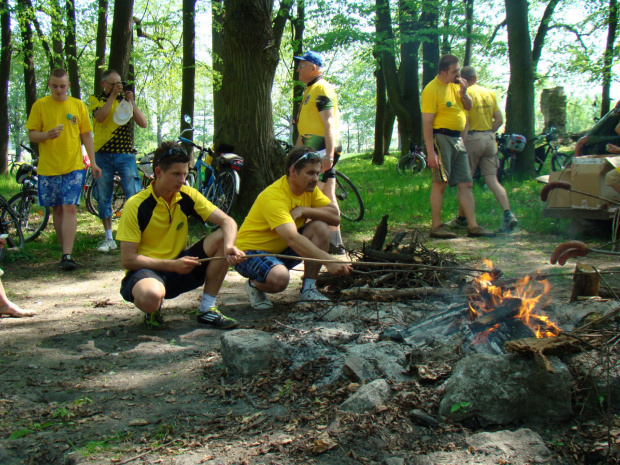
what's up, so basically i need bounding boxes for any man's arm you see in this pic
[274,222,350,276]
[462,117,469,141]
[205,208,245,264]
[491,110,504,133]
[93,83,121,123]
[319,108,336,171]
[29,128,62,143]
[457,78,472,111]
[80,132,102,179]
[120,241,202,274]
[422,113,438,168]
[290,202,340,227]
[124,91,147,129]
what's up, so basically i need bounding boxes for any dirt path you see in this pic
[0,230,617,464]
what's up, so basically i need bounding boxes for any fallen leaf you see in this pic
[129,419,149,426]
[312,432,337,454]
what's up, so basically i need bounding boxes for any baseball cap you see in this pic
[113,98,133,125]
[293,51,323,67]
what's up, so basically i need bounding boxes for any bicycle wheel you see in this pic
[335,171,364,222]
[7,189,50,242]
[206,169,238,215]
[86,178,126,217]
[0,201,25,263]
[397,154,426,175]
[551,152,572,172]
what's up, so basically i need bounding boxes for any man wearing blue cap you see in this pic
[294,51,345,255]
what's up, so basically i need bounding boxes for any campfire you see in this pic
[467,260,561,350]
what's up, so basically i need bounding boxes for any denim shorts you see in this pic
[95,152,142,219]
[235,248,302,283]
[120,238,210,302]
[38,169,86,206]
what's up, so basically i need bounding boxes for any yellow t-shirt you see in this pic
[25,95,92,176]
[467,84,500,131]
[116,183,217,262]
[297,78,341,149]
[236,175,331,253]
[89,93,134,153]
[421,77,466,132]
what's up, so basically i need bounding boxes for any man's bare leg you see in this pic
[52,204,78,255]
[430,181,447,228]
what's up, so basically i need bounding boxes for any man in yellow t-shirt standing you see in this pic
[421,55,495,239]
[294,51,345,255]
[235,146,351,310]
[446,66,518,233]
[26,68,102,271]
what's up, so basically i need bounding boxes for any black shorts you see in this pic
[321,150,341,182]
[120,238,210,302]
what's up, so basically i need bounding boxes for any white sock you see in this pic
[105,229,114,241]
[199,293,217,313]
[330,230,343,246]
[302,278,316,292]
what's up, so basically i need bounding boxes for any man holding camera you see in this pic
[89,69,147,252]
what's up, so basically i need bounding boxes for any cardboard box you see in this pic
[547,169,571,208]
[571,155,620,209]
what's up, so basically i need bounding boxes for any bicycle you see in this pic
[534,126,572,173]
[0,193,25,263]
[397,142,427,175]
[6,143,51,242]
[180,136,243,224]
[470,133,526,184]
[276,140,364,222]
[85,175,126,217]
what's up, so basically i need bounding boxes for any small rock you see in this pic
[340,379,392,413]
[129,419,149,426]
[409,409,439,428]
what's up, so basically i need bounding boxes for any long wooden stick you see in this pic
[197,253,489,272]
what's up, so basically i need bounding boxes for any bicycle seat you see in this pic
[15,164,34,184]
[213,153,244,171]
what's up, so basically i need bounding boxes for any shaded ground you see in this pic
[0,227,618,464]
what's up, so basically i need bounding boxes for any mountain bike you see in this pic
[534,126,572,173]
[5,143,51,242]
[0,193,25,262]
[180,136,243,225]
[85,175,126,217]
[397,142,427,175]
[471,133,526,184]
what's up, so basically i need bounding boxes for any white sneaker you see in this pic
[245,280,273,309]
[299,287,331,303]
[97,239,118,252]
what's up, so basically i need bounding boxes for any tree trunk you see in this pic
[212,0,224,138]
[215,0,290,213]
[383,106,396,154]
[531,0,560,73]
[108,0,133,80]
[51,0,64,69]
[181,0,196,140]
[602,0,618,117]
[421,0,439,88]
[441,0,453,55]
[0,0,11,174]
[94,0,108,88]
[291,0,305,146]
[66,0,80,99]
[16,1,37,131]
[372,53,386,165]
[463,0,474,65]
[399,0,422,146]
[505,0,535,178]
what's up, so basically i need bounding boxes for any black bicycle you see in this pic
[0,193,25,262]
[534,126,572,173]
[6,143,50,242]
[397,142,427,176]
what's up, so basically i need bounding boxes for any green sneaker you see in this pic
[197,307,238,329]
[144,309,166,329]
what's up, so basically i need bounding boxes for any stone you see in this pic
[322,305,351,322]
[345,341,410,382]
[343,354,377,382]
[409,409,439,428]
[340,379,392,413]
[220,330,286,377]
[439,354,572,425]
[384,458,405,465]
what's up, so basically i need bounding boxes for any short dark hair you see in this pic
[49,68,67,79]
[461,66,476,81]
[285,145,320,174]
[438,55,459,74]
[152,141,190,172]
[101,69,120,81]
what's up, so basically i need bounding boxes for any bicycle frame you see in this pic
[180,136,217,195]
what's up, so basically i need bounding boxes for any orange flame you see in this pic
[470,261,560,339]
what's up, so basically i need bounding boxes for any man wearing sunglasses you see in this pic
[235,146,352,309]
[116,141,245,329]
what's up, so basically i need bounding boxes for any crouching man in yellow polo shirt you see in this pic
[116,141,245,329]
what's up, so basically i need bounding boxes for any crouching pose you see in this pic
[235,145,351,309]
[116,141,245,328]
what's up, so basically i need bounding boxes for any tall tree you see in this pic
[181,0,196,139]
[50,0,64,68]
[16,1,37,122]
[66,0,80,98]
[291,0,305,146]
[108,0,133,80]
[372,53,386,164]
[421,0,439,87]
[0,0,11,172]
[601,0,618,117]
[463,0,474,65]
[215,0,292,211]
[94,0,109,88]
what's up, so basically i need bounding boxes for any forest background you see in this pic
[0,0,616,212]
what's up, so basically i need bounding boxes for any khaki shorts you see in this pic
[606,168,620,187]
[431,134,472,187]
[464,131,499,176]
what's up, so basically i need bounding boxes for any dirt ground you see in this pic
[0,228,619,464]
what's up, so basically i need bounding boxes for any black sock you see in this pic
[503,210,512,218]
[457,216,467,222]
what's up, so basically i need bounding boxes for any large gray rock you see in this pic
[340,379,392,413]
[220,330,286,377]
[439,354,572,425]
[411,428,554,465]
[345,341,410,382]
